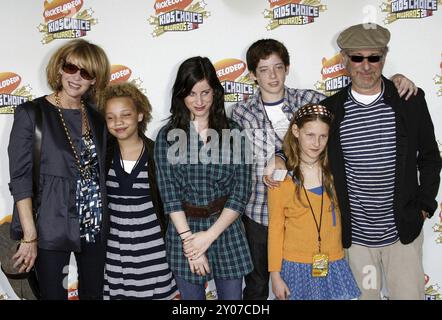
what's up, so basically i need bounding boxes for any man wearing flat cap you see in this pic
[321,23,442,300]
[233,37,420,300]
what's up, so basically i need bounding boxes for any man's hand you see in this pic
[391,74,418,100]
[263,155,287,189]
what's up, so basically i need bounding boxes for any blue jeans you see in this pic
[175,276,243,300]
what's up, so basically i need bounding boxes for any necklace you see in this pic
[119,141,145,174]
[300,158,319,169]
[55,92,92,180]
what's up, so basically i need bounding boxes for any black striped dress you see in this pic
[103,147,178,300]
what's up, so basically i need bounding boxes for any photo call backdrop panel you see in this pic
[0,0,441,300]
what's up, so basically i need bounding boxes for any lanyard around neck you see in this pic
[302,173,324,253]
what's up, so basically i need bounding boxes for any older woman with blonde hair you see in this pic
[8,39,110,299]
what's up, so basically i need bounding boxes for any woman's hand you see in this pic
[12,241,37,273]
[13,198,38,273]
[182,231,214,260]
[270,272,290,300]
[188,254,210,276]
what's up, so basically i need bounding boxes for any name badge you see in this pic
[312,253,329,277]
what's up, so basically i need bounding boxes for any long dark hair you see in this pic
[167,56,229,134]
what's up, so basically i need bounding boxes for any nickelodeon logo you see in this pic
[109,65,146,95]
[321,53,350,91]
[215,59,246,82]
[43,0,83,22]
[0,72,21,94]
[155,0,193,14]
[315,53,350,96]
[214,59,255,103]
[0,72,32,114]
[110,65,132,84]
[39,0,95,44]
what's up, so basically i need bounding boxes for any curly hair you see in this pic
[98,82,152,135]
[46,39,110,103]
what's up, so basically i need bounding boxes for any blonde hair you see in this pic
[46,39,110,102]
[283,104,337,207]
[98,82,152,135]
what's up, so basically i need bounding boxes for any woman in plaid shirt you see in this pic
[154,56,253,300]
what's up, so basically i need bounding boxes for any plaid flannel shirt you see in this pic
[231,86,325,226]
[154,120,253,284]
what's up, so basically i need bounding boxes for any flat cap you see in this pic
[337,23,390,50]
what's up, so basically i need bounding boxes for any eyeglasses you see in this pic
[62,62,94,80]
[349,55,383,63]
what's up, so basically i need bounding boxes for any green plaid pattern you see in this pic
[154,120,253,284]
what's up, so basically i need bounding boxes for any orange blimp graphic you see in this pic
[320,53,348,80]
[0,72,22,94]
[154,0,193,15]
[110,65,132,84]
[214,59,247,82]
[43,0,84,22]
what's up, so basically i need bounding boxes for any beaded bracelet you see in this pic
[20,238,38,244]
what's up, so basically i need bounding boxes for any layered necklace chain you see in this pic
[55,92,92,180]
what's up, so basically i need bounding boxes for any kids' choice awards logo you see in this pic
[381,0,441,24]
[214,59,255,103]
[434,53,442,97]
[314,53,350,97]
[433,204,442,244]
[38,0,97,44]
[148,0,210,37]
[425,275,441,300]
[0,72,33,114]
[110,65,146,94]
[263,0,327,30]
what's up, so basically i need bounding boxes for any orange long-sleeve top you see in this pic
[268,177,344,272]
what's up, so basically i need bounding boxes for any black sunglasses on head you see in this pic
[62,62,94,80]
[349,55,383,63]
